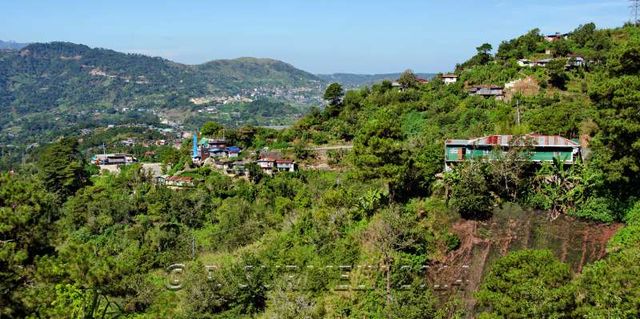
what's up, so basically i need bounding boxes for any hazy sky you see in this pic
[0,0,631,73]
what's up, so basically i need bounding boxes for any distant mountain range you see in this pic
[317,72,436,88]
[0,40,29,50]
[0,40,436,145]
[0,41,329,143]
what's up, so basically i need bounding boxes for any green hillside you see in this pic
[1,23,640,318]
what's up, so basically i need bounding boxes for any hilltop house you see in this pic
[567,54,585,68]
[206,138,227,149]
[275,159,297,172]
[161,175,194,188]
[257,151,298,174]
[518,56,584,69]
[257,157,276,172]
[517,58,551,68]
[209,148,228,158]
[444,134,581,171]
[544,32,569,42]
[227,146,241,158]
[192,135,242,162]
[534,58,552,67]
[467,85,504,99]
[92,153,137,165]
[441,74,458,85]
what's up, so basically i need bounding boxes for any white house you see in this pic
[544,32,569,42]
[517,59,532,67]
[257,158,276,171]
[275,160,297,172]
[567,55,585,68]
[533,58,552,67]
[441,74,458,85]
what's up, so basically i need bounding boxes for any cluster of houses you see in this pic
[517,54,585,69]
[191,134,297,177]
[192,137,241,161]
[444,134,581,171]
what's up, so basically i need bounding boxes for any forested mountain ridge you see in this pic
[198,57,323,87]
[0,41,324,147]
[0,41,323,111]
[1,23,640,318]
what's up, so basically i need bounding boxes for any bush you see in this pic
[569,196,616,223]
[476,250,575,318]
[448,162,494,220]
[624,201,640,225]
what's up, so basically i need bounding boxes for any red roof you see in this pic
[467,134,579,147]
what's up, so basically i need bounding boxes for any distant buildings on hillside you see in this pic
[191,134,297,177]
[517,55,585,69]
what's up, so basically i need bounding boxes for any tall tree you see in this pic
[37,137,88,199]
[590,43,640,195]
[0,173,57,317]
[547,58,569,89]
[447,161,494,220]
[351,109,407,199]
[398,69,418,89]
[323,82,344,107]
[201,121,224,138]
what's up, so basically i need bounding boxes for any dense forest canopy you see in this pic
[1,23,640,318]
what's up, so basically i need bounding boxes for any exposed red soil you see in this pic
[431,211,622,316]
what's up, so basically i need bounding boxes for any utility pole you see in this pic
[515,99,521,126]
[191,235,196,260]
[632,0,640,25]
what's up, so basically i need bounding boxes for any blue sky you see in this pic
[0,0,631,73]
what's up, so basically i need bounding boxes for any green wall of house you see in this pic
[445,146,575,163]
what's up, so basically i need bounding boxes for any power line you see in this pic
[632,0,640,25]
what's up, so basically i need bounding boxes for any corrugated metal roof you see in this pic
[445,139,470,145]
[446,134,579,147]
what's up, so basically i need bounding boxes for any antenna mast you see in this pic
[632,0,640,25]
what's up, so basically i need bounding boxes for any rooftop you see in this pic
[446,134,580,147]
